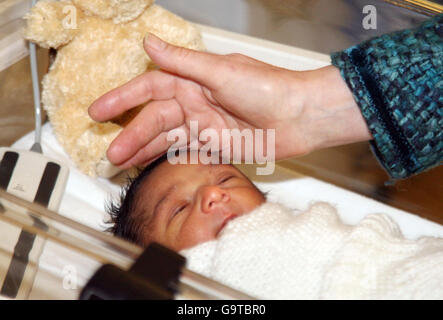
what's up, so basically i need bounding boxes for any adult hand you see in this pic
[89,33,371,169]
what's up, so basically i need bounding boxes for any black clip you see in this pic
[79,243,186,300]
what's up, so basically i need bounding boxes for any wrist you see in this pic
[297,65,372,152]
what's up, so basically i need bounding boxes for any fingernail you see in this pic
[144,33,167,51]
[107,144,121,162]
[88,103,107,123]
[88,105,100,121]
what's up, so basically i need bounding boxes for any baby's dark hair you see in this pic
[105,153,169,245]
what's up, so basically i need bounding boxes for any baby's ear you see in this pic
[23,0,81,49]
[72,0,154,24]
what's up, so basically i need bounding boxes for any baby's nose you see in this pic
[200,186,230,214]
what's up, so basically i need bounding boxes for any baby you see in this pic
[107,152,443,299]
[107,152,266,251]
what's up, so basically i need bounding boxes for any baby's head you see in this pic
[107,153,266,251]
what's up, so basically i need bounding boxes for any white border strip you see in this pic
[197,23,331,71]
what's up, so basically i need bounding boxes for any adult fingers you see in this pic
[144,33,225,89]
[88,70,176,122]
[106,99,184,165]
[117,124,188,170]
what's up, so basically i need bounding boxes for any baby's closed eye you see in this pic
[218,175,235,184]
[170,203,189,221]
[174,204,188,216]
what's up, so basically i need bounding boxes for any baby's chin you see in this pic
[215,202,266,237]
[215,201,266,238]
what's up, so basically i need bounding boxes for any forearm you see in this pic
[330,13,442,180]
[297,65,372,152]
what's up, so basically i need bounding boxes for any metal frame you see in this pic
[383,0,443,16]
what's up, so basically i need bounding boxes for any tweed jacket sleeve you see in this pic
[331,14,442,180]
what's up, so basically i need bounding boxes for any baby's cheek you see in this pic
[236,188,266,214]
[175,221,218,251]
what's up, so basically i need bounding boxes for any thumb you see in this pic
[143,33,220,87]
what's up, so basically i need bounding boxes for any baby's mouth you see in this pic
[216,214,238,236]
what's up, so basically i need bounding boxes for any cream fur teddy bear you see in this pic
[24,0,205,177]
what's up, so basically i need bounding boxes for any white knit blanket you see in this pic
[181,202,443,299]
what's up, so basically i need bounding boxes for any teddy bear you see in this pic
[23,0,205,177]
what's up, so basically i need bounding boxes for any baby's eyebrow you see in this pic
[209,163,233,173]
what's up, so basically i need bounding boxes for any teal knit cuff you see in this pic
[331,14,443,180]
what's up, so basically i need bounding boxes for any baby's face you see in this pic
[137,161,265,251]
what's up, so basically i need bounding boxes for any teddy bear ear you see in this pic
[23,0,80,49]
[72,0,154,24]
